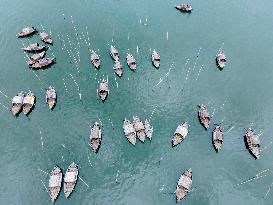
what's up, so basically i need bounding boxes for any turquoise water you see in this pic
[1,0,273,204]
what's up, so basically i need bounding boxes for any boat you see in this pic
[126,53,136,71]
[133,116,146,143]
[110,45,119,61]
[11,92,24,116]
[172,122,189,147]
[27,51,45,65]
[31,57,55,69]
[98,79,109,101]
[144,119,153,141]
[22,91,35,115]
[46,86,57,110]
[90,50,100,69]
[17,27,37,37]
[176,168,192,203]
[90,122,102,153]
[64,162,78,198]
[123,118,137,145]
[48,166,62,203]
[212,125,223,152]
[22,43,45,52]
[216,51,226,70]
[113,61,123,77]
[152,49,160,68]
[40,32,53,44]
[244,128,260,159]
[175,4,193,12]
[198,104,211,130]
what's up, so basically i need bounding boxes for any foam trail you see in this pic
[0,102,9,111]
[195,65,204,81]
[225,126,234,134]
[63,78,68,92]
[166,31,169,41]
[264,180,273,198]
[38,168,49,175]
[39,127,44,149]
[115,170,119,183]
[87,154,92,167]
[128,32,130,40]
[137,45,139,53]
[237,174,267,186]
[139,18,142,24]
[192,47,202,72]
[79,176,89,188]
[261,141,272,152]
[149,106,158,121]
[0,90,9,99]
[41,179,49,193]
[69,74,82,100]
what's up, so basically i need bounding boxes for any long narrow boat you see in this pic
[90,122,102,153]
[175,4,193,12]
[17,27,37,37]
[31,57,55,69]
[98,79,109,101]
[123,118,137,145]
[27,51,45,65]
[244,128,260,159]
[22,91,35,115]
[90,50,100,69]
[176,168,192,203]
[198,104,211,130]
[126,53,137,71]
[22,43,45,52]
[152,49,160,68]
[46,86,57,110]
[144,119,153,141]
[110,45,119,61]
[40,32,53,44]
[133,116,146,143]
[11,92,24,116]
[212,125,223,152]
[113,61,123,77]
[172,122,189,147]
[216,51,226,70]
[64,162,78,198]
[48,166,62,203]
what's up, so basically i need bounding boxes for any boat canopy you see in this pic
[23,96,34,105]
[64,171,76,183]
[251,135,260,145]
[178,175,192,190]
[175,125,187,136]
[49,175,61,187]
[12,96,23,104]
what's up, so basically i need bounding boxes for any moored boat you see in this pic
[126,53,136,71]
[27,51,45,65]
[144,119,153,141]
[98,79,109,101]
[152,49,160,68]
[17,27,37,37]
[31,57,55,69]
[212,125,223,152]
[40,32,53,44]
[175,4,193,12]
[113,61,123,77]
[64,162,78,198]
[46,86,57,110]
[123,118,137,145]
[133,116,146,143]
[90,122,102,153]
[110,45,119,61]
[11,92,24,116]
[90,50,100,69]
[172,122,189,147]
[176,168,192,203]
[22,91,35,115]
[216,51,226,70]
[48,166,62,203]
[198,104,211,130]
[22,43,45,52]
[244,128,260,159]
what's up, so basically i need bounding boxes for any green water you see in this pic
[1,0,273,204]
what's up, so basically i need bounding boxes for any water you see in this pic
[1,0,273,204]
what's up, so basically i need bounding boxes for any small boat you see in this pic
[64,162,78,198]
[90,122,102,153]
[40,32,53,44]
[31,57,55,69]
[27,51,45,65]
[172,122,189,147]
[90,50,100,69]
[144,119,153,141]
[46,86,57,110]
[22,43,45,52]
[22,91,35,115]
[113,61,123,77]
[133,116,146,143]
[175,4,193,12]
[176,168,192,203]
[110,45,119,61]
[216,51,226,70]
[152,49,160,68]
[17,27,37,37]
[98,79,109,101]
[198,104,211,130]
[212,125,223,152]
[48,166,62,203]
[11,92,24,116]
[126,53,136,71]
[244,128,260,159]
[123,118,137,145]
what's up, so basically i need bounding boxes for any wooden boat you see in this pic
[110,45,119,61]
[40,32,53,44]
[22,91,35,115]
[133,116,146,143]
[90,122,102,153]
[46,86,57,110]
[176,168,192,203]
[198,104,211,130]
[144,119,153,141]
[22,43,45,52]
[90,50,100,69]
[27,51,45,65]
[172,122,189,147]
[98,79,109,101]
[175,4,193,12]
[11,92,24,116]
[216,51,226,70]
[244,128,260,159]
[64,162,78,198]
[17,27,37,37]
[113,61,123,77]
[212,125,223,152]
[31,57,55,69]
[48,166,62,203]
[126,53,136,71]
[123,118,137,145]
[152,49,160,68]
